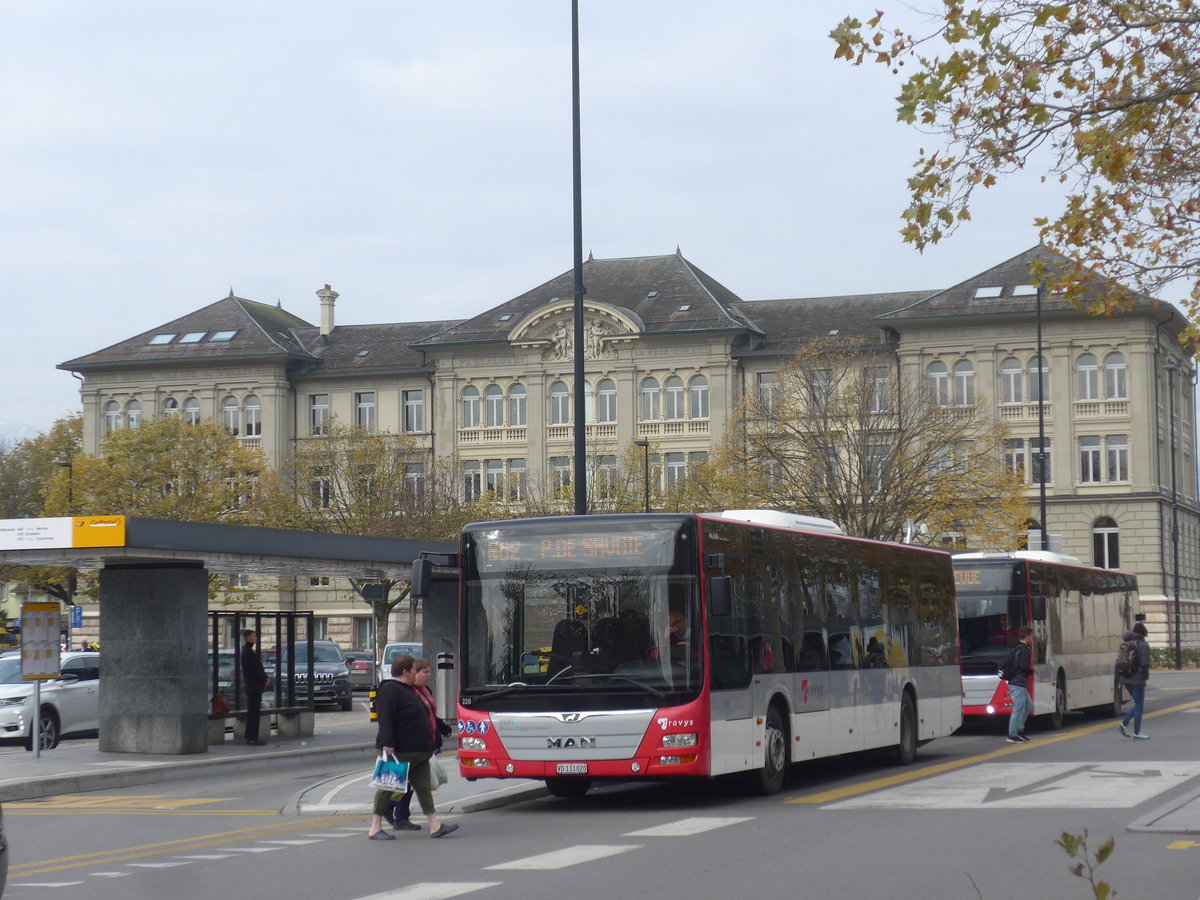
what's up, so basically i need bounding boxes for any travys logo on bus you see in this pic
[799,680,825,704]
[657,717,695,730]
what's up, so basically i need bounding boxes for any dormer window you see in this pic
[179,331,207,343]
[497,314,513,322]
[677,304,691,311]
[149,333,176,345]
[973,286,1004,298]
[209,330,237,341]
[648,291,659,299]
[1012,284,1038,296]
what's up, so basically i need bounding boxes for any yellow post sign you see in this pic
[72,516,126,548]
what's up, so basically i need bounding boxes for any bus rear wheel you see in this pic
[896,693,918,765]
[545,777,591,799]
[746,705,788,795]
[1045,675,1067,729]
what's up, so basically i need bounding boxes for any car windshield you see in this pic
[289,644,343,664]
[0,658,23,683]
[384,645,421,663]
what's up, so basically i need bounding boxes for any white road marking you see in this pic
[177,854,238,860]
[354,885,502,900]
[319,772,371,806]
[303,832,359,838]
[261,839,323,845]
[485,844,641,870]
[128,861,194,868]
[216,846,284,852]
[826,762,1200,809]
[624,816,754,837]
[88,872,130,878]
[19,882,86,887]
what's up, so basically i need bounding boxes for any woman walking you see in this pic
[368,655,459,840]
[1118,622,1152,740]
[386,657,452,829]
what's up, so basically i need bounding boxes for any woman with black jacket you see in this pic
[367,655,459,840]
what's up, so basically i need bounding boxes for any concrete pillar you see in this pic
[99,562,209,753]
[422,575,460,711]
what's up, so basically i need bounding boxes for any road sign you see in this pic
[71,604,83,628]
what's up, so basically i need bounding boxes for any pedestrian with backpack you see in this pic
[1118,621,1152,740]
[1004,626,1035,743]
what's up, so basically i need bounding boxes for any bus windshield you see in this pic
[460,518,703,707]
[955,560,1027,675]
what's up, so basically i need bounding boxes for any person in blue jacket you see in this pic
[1118,621,1152,740]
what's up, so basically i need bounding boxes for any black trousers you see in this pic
[246,691,263,741]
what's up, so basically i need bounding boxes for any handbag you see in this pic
[369,753,410,792]
[429,754,449,790]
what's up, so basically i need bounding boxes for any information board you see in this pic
[21,602,62,680]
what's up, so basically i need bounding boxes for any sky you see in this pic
[2,0,1069,436]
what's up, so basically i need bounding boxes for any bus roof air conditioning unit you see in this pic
[716,510,843,534]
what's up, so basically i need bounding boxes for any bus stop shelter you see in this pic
[0,516,457,754]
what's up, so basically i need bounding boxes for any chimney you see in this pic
[316,284,338,336]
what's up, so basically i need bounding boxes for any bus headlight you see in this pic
[662,733,697,748]
[460,736,487,751]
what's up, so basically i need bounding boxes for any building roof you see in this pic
[290,320,464,376]
[733,290,935,355]
[59,293,318,371]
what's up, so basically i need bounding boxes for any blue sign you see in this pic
[71,605,83,628]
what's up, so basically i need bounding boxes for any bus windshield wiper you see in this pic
[470,681,529,702]
[567,673,666,699]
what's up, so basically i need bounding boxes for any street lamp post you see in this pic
[570,0,588,516]
[1035,282,1049,551]
[57,459,75,649]
[634,439,650,513]
[1163,360,1182,671]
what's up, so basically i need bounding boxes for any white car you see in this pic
[0,652,100,751]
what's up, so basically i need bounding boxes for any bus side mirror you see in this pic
[1032,594,1046,621]
[411,558,433,600]
[709,575,733,617]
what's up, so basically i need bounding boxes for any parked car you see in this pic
[0,651,101,751]
[273,640,353,711]
[379,642,423,676]
[343,650,377,690]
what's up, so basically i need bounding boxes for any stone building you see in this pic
[59,246,1200,650]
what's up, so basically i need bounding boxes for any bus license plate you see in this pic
[556,763,587,775]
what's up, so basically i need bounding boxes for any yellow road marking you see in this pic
[8,808,280,816]
[786,698,1200,805]
[11,794,235,810]
[1168,840,1200,850]
[8,814,361,879]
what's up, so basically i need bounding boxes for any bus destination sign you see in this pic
[484,534,649,564]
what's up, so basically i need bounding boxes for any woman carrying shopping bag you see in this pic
[387,657,454,825]
[368,655,459,840]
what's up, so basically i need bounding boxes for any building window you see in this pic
[183,397,201,426]
[1106,434,1129,482]
[689,375,709,419]
[1093,516,1120,568]
[640,377,660,421]
[403,390,424,433]
[243,395,262,436]
[162,398,180,417]
[103,401,121,434]
[1000,357,1023,404]
[1077,353,1100,401]
[756,372,777,413]
[309,469,331,509]
[507,385,527,427]
[355,392,376,432]
[310,394,330,435]
[665,451,686,487]
[867,443,890,489]
[480,459,500,493]
[1004,439,1026,477]
[1031,437,1052,485]
[507,458,526,501]
[550,381,570,425]
[928,361,949,406]
[309,576,331,586]
[550,456,572,491]
[1079,435,1102,483]
[663,376,685,420]
[124,399,141,429]
[595,454,617,500]
[1028,356,1050,403]
[1104,352,1127,399]
[463,461,481,501]
[808,369,833,411]
[595,379,617,423]
[866,368,890,413]
[461,386,481,428]
[484,385,504,427]
[312,617,329,640]
[404,462,425,498]
[355,618,372,650]
[221,396,240,434]
[952,361,975,405]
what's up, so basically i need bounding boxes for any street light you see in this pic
[634,440,650,513]
[1163,360,1182,671]
[1034,282,1049,550]
[57,459,76,649]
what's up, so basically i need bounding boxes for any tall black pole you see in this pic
[570,0,588,515]
[1035,283,1049,550]
[1164,360,1182,670]
[635,439,650,512]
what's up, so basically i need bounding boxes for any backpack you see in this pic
[1115,640,1138,678]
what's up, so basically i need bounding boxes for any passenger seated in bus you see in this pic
[865,636,888,668]
[989,614,1018,644]
[549,618,586,673]
[797,634,826,671]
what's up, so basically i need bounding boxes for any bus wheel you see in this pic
[1046,675,1067,730]
[545,777,591,799]
[896,693,918,765]
[747,706,788,795]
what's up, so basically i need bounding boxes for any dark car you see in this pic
[344,650,377,691]
[274,640,353,711]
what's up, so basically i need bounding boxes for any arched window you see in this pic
[549,381,570,425]
[1093,516,1120,569]
[689,375,709,419]
[927,361,949,406]
[221,396,240,434]
[1028,355,1050,403]
[663,376,685,420]
[162,398,180,417]
[243,395,262,436]
[103,400,121,434]
[1076,353,1099,400]
[125,400,142,428]
[461,386,480,428]
[1000,357,1023,404]
[507,384,526,427]
[183,397,201,426]
[1103,352,1127,399]
[484,385,504,427]
[952,360,975,405]
[595,379,617,423]
[640,377,660,421]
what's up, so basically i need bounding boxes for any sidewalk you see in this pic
[0,715,546,815]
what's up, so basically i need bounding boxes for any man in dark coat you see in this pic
[241,629,269,746]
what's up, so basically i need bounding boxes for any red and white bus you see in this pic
[445,510,962,797]
[954,551,1139,727]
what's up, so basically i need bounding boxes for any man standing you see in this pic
[1118,621,1152,740]
[1005,625,1035,743]
[241,629,269,746]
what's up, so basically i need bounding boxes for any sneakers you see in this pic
[393,820,421,832]
[1017,732,1030,742]
[1133,732,1150,740]
[1118,722,1131,737]
[1006,736,1022,743]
